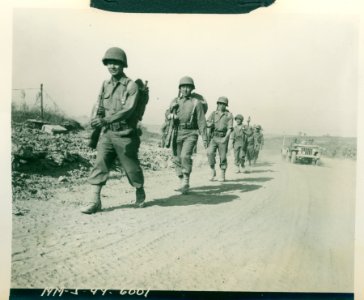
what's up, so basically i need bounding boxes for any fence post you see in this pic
[40,83,44,120]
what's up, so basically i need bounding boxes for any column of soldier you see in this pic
[81,47,264,214]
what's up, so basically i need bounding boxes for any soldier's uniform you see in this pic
[231,115,247,172]
[88,76,144,188]
[165,76,208,194]
[207,97,233,181]
[168,95,207,177]
[253,125,264,164]
[81,47,146,214]
[245,127,255,169]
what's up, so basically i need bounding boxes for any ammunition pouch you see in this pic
[213,130,227,137]
[178,123,197,130]
[107,121,132,132]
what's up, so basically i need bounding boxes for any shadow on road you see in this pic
[227,177,273,183]
[103,182,264,211]
[247,169,275,173]
[253,161,275,167]
[146,182,263,207]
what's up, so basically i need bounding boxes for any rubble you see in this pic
[11,123,174,203]
[42,124,68,134]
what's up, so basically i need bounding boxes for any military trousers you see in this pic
[88,130,144,188]
[246,145,255,162]
[173,129,199,177]
[207,136,229,170]
[254,146,261,162]
[233,145,246,167]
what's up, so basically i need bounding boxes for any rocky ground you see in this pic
[11,124,173,208]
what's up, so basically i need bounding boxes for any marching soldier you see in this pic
[253,125,264,164]
[231,114,247,173]
[81,47,147,214]
[165,76,208,194]
[245,126,255,172]
[207,97,233,182]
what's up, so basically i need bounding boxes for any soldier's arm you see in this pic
[230,129,235,142]
[165,98,178,119]
[224,113,234,138]
[103,81,139,124]
[90,82,106,128]
[196,102,208,143]
[206,111,214,128]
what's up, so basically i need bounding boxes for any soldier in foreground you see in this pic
[81,47,146,214]
[165,76,208,194]
[231,114,247,173]
[253,125,264,164]
[206,97,233,182]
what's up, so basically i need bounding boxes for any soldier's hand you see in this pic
[203,140,209,149]
[91,117,106,128]
[171,102,179,110]
[96,106,105,116]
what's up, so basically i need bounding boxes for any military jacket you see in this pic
[254,132,264,146]
[231,125,246,147]
[245,128,255,147]
[98,75,140,128]
[207,110,233,133]
[168,96,207,141]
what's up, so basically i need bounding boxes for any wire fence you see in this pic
[11,85,71,125]
[12,85,64,117]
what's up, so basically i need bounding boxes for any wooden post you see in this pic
[40,83,44,120]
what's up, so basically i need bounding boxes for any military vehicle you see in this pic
[281,137,321,165]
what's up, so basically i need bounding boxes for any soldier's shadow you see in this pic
[103,177,274,211]
[252,161,275,167]
[227,177,273,183]
[247,169,275,173]
[143,182,263,208]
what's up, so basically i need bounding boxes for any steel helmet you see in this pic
[179,76,195,89]
[102,47,128,67]
[217,96,229,106]
[234,114,244,121]
[256,125,262,130]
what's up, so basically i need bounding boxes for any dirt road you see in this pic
[11,151,356,292]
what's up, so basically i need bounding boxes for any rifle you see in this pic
[163,91,180,149]
[164,107,177,148]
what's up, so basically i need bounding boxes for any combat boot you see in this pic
[135,187,146,208]
[174,175,184,192]
[209,168,216,181]
[81,185,102,214]
[219,169,226,182]
[179,173,190,195]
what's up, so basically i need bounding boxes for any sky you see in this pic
[11,5,359,137]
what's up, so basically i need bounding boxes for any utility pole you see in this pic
[40,83,44,120]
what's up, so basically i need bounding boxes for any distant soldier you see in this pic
[81,47,147,214]
[253,125,264,164]
[245,126,255,172]
[231,114,247,173]
[207,97,233,181]
[165,76,208,194]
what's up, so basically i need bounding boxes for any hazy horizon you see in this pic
[12,8,358,138]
